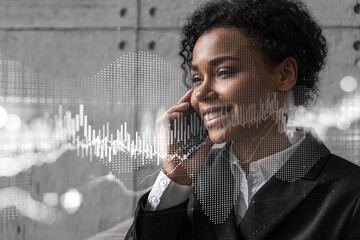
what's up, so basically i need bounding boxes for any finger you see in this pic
[168,102,189,114]
[157,102,189,127]
[176,89,193,104]
[167,112,181,121]
[157,111,182,127]
[156,111,181,137]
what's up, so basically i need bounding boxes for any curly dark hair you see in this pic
[180,0,327,106]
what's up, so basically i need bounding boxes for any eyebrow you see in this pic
[190,56,240,71]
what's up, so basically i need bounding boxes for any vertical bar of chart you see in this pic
[79,104,84,126]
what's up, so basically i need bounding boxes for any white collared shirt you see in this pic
[230,129,305,223]
[146,129,305,225]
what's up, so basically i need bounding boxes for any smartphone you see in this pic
[170,103,208,158]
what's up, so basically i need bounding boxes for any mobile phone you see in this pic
[170,103,208,158]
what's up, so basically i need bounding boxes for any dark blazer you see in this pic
[126,132,360,240]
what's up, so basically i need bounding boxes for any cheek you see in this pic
[216,80,251,104]
[228,78,270,104]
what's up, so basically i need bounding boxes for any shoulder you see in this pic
[319,154,360,197]
[324,154,360,178]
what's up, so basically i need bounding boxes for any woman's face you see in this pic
[190,27,285,144]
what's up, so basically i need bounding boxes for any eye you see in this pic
[191,75,203,86]
[191,77,203,83]
[217,68,236,78]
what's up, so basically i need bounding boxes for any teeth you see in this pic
[204,111,224,121]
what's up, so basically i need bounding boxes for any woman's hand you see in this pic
[156,89,213,185]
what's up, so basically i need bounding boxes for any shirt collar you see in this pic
[229,127,306,182]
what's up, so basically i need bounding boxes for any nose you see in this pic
[193,78,218,102]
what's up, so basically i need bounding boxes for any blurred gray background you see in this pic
[0,0,359,239]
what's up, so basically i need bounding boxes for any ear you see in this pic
[276,57,298,92]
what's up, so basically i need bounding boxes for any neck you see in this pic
[232,120,291,176]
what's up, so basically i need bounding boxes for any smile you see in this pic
[201,106,233,128]
[204,111,226,121]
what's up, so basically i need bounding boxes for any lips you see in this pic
[201,106,233,128]
[204,111,225,121]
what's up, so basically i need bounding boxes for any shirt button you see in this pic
[252,178,258,185]
[151,196,159,204]
[160,180,168,188]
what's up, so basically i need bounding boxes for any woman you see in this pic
[126,0,360,239]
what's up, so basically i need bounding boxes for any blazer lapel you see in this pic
[239,131,331,240]
[194,142,239,239]
[212,209,239,240]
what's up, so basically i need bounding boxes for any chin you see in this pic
[208,127,232,144]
